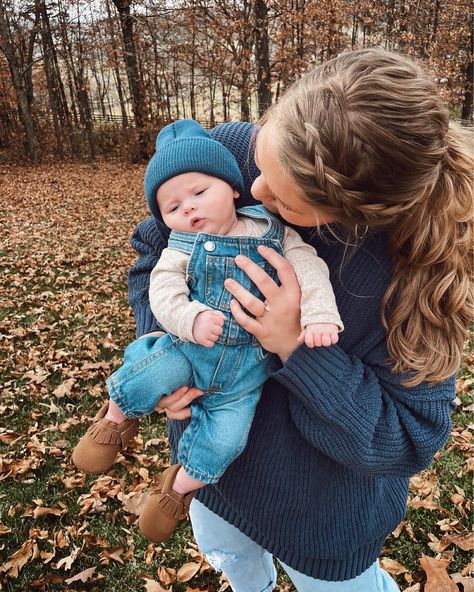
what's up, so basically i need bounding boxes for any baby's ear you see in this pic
[233,190,240,199]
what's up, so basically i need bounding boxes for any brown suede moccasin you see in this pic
[72,402,139,474]
[139,464,195,543]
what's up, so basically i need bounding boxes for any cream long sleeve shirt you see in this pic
[149,217,343,343]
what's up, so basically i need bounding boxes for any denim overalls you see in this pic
[107,205,285,483]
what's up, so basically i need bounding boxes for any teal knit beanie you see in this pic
[144,119,244,221]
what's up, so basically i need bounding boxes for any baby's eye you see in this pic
[169,205,179,213]
[195,189,206,196]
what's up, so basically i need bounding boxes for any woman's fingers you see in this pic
[166,407,192,420]
[229,299,263,336]
[224,277,266,316]
[233,254,280,301]
[256,246,300,294]
[155,385,203,414]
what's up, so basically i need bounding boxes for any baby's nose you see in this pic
[183,203,196,214]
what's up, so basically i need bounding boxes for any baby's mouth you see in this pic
[191,217,204,228]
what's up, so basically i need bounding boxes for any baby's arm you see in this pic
[282,227,343,348]
[150,248,224,345]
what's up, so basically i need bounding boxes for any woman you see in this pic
[128,48,473,591]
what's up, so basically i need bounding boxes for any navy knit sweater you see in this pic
[128,122,455,581]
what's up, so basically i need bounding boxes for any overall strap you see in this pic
[168,230,197,255]
[237,205,285,243]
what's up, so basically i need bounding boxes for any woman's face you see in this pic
[251,121,333,227]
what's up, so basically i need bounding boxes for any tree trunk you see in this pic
[189,6,197,120]
[461,36,473,124]
[111,0,148,159]
[106,0,128,128]
[254,0,272,117]
[37,0,73,157]
[0,2,38,162]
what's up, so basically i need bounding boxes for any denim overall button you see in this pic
[203,240,216,252]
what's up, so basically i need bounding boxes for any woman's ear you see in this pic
[233,190,240,199]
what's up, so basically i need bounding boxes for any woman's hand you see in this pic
[155,385,204,420]
[224,245,302,362]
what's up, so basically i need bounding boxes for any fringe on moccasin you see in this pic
[87,420,122,447]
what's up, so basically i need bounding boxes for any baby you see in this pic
[72,120,343,543]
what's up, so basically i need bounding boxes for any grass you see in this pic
[0,163,472,591]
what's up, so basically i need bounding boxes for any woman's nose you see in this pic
[251,174,274,204]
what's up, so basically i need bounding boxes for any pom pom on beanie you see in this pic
[144,119,244,221]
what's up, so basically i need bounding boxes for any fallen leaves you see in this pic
[420,555,458,592]
[0,164,472,591]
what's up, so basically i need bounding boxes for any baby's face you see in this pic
[157,172,239,234]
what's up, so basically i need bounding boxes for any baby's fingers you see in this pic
[297,330,306,344]
[210,324,224,338]
[320,333,339,347]
[305,332,316,348]
[212,312,226,324]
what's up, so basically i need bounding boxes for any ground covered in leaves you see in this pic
[0,163,472,592]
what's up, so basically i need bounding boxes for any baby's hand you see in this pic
[192,310,226,347]
[297,323,339,348]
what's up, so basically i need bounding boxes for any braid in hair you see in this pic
[268,48,473,386]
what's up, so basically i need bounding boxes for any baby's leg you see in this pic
[172,467,205,495]
[100,332,171,424]
[73,333,192,474]
[104,399,127,424]
[107,333,193,418]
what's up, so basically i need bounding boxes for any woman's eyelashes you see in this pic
[278,200,291,211]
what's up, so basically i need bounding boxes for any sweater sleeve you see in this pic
[149,249,213,342]
[272,337,455,477]
[128,217,170,337]
[282,226,343,331]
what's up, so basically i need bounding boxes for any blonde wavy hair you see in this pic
[268,48,473,386]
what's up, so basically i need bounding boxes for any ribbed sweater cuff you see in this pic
[272,345,376,434]
[274,344,351,394]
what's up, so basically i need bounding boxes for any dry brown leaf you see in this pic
[177,561,201,582]
[445,532,474,551]
[55,545,80,571]
[0,540,37,578]
[143,578,171,592]
[53,378,76,398]
[409,498,451,514]
[157,565,177,584]
[65,566,98,584]
[380,557,408,575]
[420,555,458,592]
[32,506,64,519]
[0,524,12,536]
[451,573,474,592]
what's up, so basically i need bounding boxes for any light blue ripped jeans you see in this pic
[190,500,400,592]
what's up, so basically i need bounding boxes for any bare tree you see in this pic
[254,0,272,117]
[0,0,38,162]
[111,0,148,158]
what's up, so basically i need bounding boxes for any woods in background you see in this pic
[0,0,472,163]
